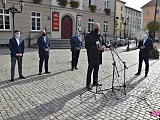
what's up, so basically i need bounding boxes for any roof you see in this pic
[141,0,160,8]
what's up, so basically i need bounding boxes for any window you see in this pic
[0,9,11,30]
[89,0,96,6]
[31,11,41,31]
[121,6,123,11]
[104,0,109,8]
[157,9,159,14]
[146,20,150,26]
[146,10,150,15]
[103,21,108,32]
[88,18,94,32]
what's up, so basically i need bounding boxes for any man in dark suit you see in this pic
[85,22,105,90]
[9,30,25,82]
[135,32,153,77]
[37,29,51,75]
[70,31,82,71]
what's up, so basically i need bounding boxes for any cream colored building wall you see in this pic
[115,0,125,37]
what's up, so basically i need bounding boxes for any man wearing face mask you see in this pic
[135,31,153,77]
[9,30,25,82]
[70,31,82,71]
[85,22,105,90]
[37,29,51,75]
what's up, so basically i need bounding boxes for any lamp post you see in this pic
[1,0,24,37]
[153,0,158,43]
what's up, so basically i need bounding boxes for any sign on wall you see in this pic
[52,12,59,31]
[76,15,82,32]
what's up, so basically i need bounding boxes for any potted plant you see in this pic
[57,0,68,7]
[150,44,159,59]
[33,0,42,4]
[89,5,96,12]
[104,8,111,15]
[70,1,79,8]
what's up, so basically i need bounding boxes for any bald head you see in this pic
[41,29,46,36]
[92,22,100,31]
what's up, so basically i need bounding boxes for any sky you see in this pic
[122,0,151,11]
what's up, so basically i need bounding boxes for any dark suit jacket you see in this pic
[85,30,104,65]
[138,37,153,58]
[70,36,82,52]
[9,37,24,57]
[37,36,51,56]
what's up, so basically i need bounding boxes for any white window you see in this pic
[103,21,109,32]
[89,0,96,6]
[0,9,11,30]
[31,11,41,31]
[104,0,109,8]
[146,10,150,15]
[146,20,150,26]
[88,18,94,32]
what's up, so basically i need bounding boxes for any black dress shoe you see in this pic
[86,85,92,90]
[74,68,78,70]
[71,69,74,71]
[45,72,51,74]
[39,72,42,75]
[19,76,25,79]
[92,83,102,87]
[135,73,140,75]
[11,78,14,82]
[145,74,148,77]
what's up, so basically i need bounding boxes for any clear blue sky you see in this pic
[123,0,151,11]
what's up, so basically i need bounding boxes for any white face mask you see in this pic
[15,34,20,38]
[143,33,148,39]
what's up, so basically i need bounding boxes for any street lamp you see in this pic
[1,0,24,36]
[121,17,129,51]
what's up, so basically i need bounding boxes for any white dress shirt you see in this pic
[16,38,20,46]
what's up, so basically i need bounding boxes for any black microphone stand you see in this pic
[101,45,128,100]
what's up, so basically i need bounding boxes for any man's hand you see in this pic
[76,47,80,50]
[45,48,49,52]
[140,46,145,49]
[16,53,22,56]
[98,46,105,52]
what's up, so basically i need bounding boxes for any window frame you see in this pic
[103,20,109,33]
[30,11,41,31]
[88,18,94,32]
[0,9,11,31]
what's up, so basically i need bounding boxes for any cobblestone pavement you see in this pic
[0,43,160,120]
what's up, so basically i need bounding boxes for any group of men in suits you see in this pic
[9,29,51,82]
[8,26,153,87]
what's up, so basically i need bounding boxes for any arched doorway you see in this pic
[61,15,73,39]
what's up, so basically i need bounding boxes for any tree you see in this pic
[146,21,160,34]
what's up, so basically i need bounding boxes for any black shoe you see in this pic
[19,76,25,79]
[92,83,102,87]
[86,85,92,90]
[11,78,14,82]
[135,73,140,75]
[71,69,74,71]
[145,74,148,77]
[39,72,42,75]
[45,72,51,74]
[74,68,78,70]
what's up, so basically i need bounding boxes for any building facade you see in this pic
[115,0,141,39]
[0,0,115,47]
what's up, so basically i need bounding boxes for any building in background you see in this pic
[141,0,160,41]
[0,0,115,48]
[115,0,141,39]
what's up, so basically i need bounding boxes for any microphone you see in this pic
[105,41,111,48]
[96,41,100,49]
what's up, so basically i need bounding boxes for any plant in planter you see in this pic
[33,0,42,4]
[150,44,159,59]
[89,5,96,12]
[70,1,79,8]
[104,8,111,15]
[57,0,68,7]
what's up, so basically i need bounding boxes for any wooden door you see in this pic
[61,15,72,39]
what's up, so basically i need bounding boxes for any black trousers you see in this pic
[11,57,23,79]
[86,64,99,86]
[39,54,49,73]
[137,55,149,75]
[71,51,80,69]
